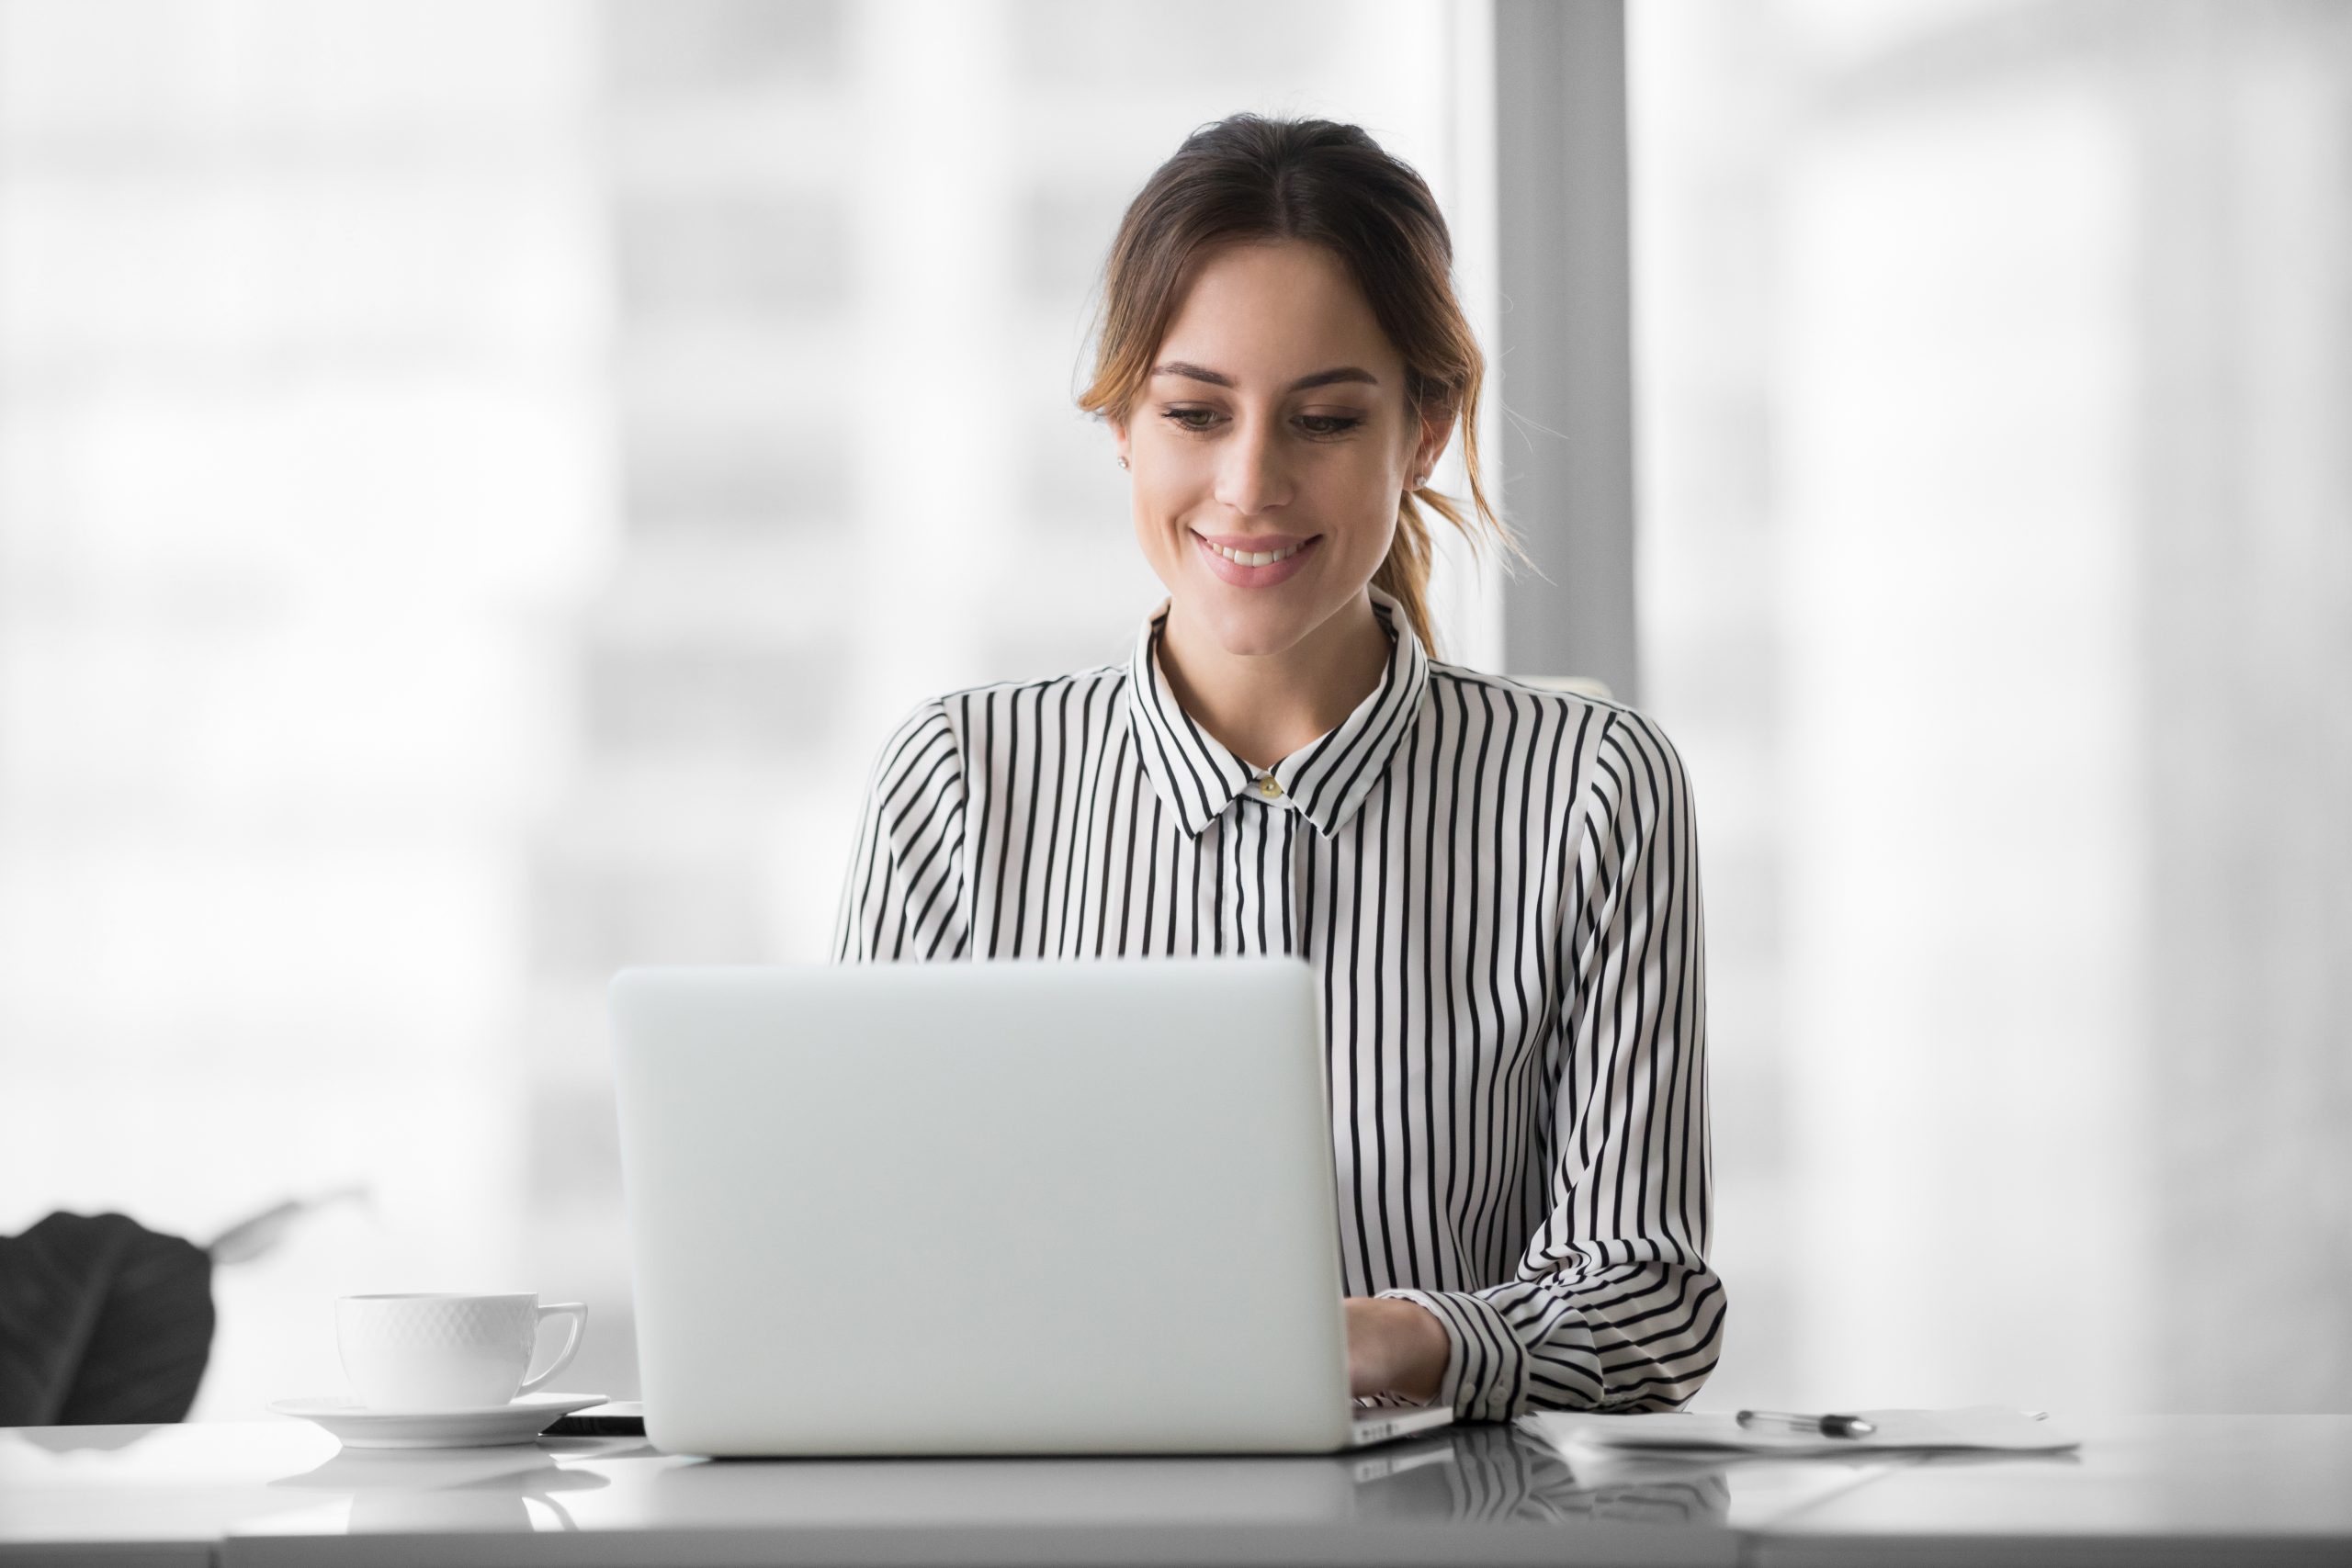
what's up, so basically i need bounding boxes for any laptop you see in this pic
[608,957,1457,1456]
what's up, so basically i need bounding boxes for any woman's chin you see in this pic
[1181,598,1325,661]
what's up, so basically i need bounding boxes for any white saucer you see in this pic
[267,1393,610,1450]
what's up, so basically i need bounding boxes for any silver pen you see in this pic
[1736,1408,1876,1438]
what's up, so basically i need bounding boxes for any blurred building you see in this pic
[1632,0,2352,1413]
[0,0,617,1415]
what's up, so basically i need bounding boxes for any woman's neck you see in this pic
[1155,594,1392,773]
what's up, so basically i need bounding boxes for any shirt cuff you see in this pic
[1374,1288,1531,1423]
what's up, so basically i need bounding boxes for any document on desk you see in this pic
[1525,1406,2081,1457]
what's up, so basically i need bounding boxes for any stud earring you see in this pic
[1118,456,1129,469]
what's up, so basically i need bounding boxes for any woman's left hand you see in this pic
[1343,1296,1451,1403]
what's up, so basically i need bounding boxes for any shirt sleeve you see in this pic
[831,698,970,964]
[1377,707,1724,1421]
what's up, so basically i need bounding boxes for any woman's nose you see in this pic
[1213,418,1292,516]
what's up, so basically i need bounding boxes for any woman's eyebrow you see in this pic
[1150,361,1379,392]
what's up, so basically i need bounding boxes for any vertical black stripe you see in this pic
[1007,683,1047,957]
[1136,789,1160,956]
[1332,800,1363,1292]
[1397,717,1426,1286]
[1213,818,1232,964]
[1253,803,1272,955]
[1278,810,1296,956]
[1439,677,1468,1287]
[1066,678,1108,958]
[1043,680,1081,957]
[1367,771,1399,1289]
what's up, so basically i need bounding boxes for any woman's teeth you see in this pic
[1205,538,1305,567]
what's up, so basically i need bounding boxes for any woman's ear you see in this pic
[1414,403,1455,483]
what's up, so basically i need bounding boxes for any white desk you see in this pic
[4,1415,2347,1566]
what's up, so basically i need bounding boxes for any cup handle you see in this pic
[516,1302,588,1396]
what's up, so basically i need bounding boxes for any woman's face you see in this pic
[1115,240,1449,660]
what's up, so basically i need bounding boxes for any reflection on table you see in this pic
[25,1413,2336,1567]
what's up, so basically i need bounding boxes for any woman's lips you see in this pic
[1193,531,1320,588]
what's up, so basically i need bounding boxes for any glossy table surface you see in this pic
[4,1414,2347,1566]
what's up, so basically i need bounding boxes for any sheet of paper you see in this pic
[1525,1405,2080,1457]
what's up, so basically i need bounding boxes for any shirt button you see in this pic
[1257,775,1283,798]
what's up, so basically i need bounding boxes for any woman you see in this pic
[835,114,1722,1421]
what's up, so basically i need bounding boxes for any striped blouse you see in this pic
[831,585,1723,1421]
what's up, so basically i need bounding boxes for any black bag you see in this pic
[0,1211,215,1426]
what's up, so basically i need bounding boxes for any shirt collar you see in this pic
[1124,585,1432,840]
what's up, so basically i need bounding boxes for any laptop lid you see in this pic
[610,957,1364,1455]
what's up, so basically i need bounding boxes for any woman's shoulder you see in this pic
[878,660,1134,749]
[1421,656,1635,726]
[1419,659,1691,774]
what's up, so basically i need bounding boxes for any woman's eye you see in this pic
[1298,415,1363,436]
[1158,409,1363,438]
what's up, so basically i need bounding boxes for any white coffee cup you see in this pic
[335,1292,588,1411]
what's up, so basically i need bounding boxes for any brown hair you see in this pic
[1077,112,1524,663]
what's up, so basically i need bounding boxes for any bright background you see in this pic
[0,0,2344,1422]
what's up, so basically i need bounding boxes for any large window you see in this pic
[13,0,2338,1425]
[1630,0,2352,1413]
[0,0,1487,1417]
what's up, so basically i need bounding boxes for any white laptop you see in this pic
[608,957,1456,1456]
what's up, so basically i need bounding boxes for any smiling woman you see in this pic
[834,113,1724,1423]
[1111,241,1442,769]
